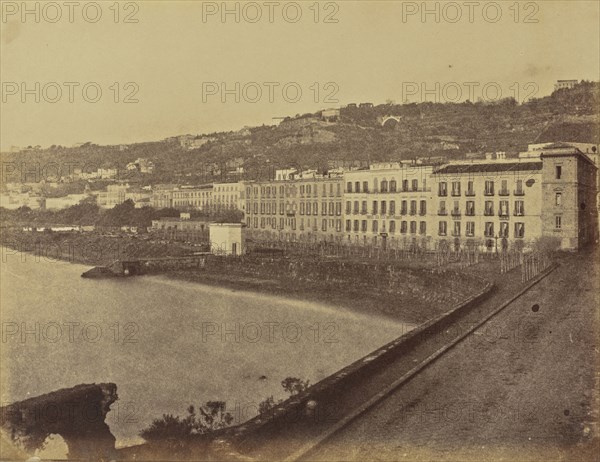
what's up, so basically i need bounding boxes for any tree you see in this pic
[139,402,233,453]
[258,377,311,415]
[281,377,310,396]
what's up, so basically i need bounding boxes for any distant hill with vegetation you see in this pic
[2,81,598,187]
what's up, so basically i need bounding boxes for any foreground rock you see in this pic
[0,383,118,461]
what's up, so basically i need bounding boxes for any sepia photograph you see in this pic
[0,1,598,460]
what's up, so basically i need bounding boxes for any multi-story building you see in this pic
[100,184,152,209]
[431,159,543,252]
[171,185,213,210]
[540,145,598,249]
[151,184,179,209]
[104,184,129,208]
[243,145,597,251]
[245,173,344,242]
[342,163,434,248]
[151,183,243,214]
[212,182,245,213]
[430,145,598,251]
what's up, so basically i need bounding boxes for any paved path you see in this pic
[307,250,598,461]
[239,253,591,461]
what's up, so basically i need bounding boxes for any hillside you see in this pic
[1,81,598,187]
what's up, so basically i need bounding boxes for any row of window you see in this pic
[173,200,211,206]
[438,221,525,238]
[345,200,427,216]
[438,200,525,216]
[346,178,425,193]
[345,219,427,235]
[247,183,342,198]
[247,201,343,216]
[247,216,343,232]
[438,180,526,197]
[172,192,212,198]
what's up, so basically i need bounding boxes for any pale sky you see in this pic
[1,0,599,150]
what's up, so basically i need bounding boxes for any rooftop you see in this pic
[434,161,542,175]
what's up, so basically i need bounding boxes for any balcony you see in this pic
[514,190,525,196]
[465,190,476,197]
[451,210,461,218]
[484,190,495,197]
[498,189,510,196]
[451,191,461,197]
[438,231,447,236]
[465,210,475,217]
[452,231,461,237]
[438,191,448,197]
[484,210,494,217]
[513,210,525,217]
[438,210,448,216]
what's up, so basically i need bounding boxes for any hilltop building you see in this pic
[554,80,578,91]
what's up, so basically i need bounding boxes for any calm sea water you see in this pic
[0,248,413,449]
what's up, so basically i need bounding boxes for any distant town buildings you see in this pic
[45,194,89,210]
[1,140,597,251]
[126,158,155,174]
[0,192,45,210]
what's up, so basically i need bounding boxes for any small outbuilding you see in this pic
[209,223,245,256]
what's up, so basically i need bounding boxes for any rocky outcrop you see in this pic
[0,383,118,461]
